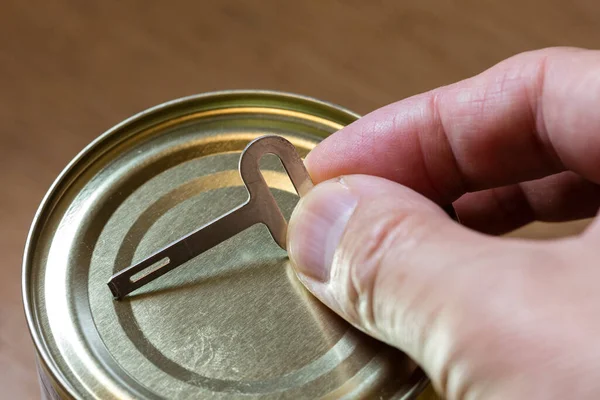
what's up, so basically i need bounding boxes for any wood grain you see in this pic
[1,1,598,397]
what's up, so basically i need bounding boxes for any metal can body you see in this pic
[23,91,436,399]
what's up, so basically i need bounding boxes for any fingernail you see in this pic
[287,180,358,282]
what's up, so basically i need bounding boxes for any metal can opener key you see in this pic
[107,135,313,300]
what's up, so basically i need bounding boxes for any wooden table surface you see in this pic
[1,1,597,398]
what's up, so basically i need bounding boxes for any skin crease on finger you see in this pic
[287,48,600,399]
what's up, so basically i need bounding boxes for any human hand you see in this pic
[287,47,600,399]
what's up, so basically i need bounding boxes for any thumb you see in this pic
[287,174,549,398]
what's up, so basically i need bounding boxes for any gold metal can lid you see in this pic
[23,91,429,399]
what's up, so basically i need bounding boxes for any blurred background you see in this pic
[1,0,598,397]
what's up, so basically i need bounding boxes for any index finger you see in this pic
[307,47,600,205]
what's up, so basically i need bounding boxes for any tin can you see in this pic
[23,91,438,399]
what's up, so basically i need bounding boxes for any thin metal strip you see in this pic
[107,135,314,299]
